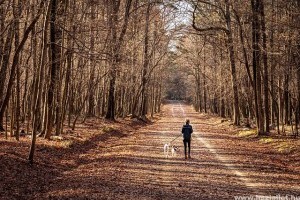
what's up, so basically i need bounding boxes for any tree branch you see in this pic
[192,4,229,34]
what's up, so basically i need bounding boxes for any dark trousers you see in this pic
[183,139,191,156]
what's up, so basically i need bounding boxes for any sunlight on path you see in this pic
[51,101,299,199]
[173,102,300,195]
[195,132,257,188]
[177,102,257,189]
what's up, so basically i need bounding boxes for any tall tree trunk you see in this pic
[106,0,132,120]
[45,0,59,139]
[260,0,270,134]
[270,0,276,125]
[60,0,74,134]
[54,0,67,136]
[105,0,119,120]
[203,45,207,113]
[284,51,290,126]
[141,1,151,117]
[252,0,264,135]
[29,0,51,164]
[225,0,240,125]
[13,0,21,140]
[87,0,96,117]
[130,0,139,117]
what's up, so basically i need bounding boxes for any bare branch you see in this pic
[192,4,229,34]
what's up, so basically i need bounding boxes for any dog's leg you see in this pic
[166,144,169,158]
[166,145,168,157]
[164,144,169,158]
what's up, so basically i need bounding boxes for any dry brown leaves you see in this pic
[0,103,299,199]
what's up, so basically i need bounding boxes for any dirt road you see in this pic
[34,102,300,199]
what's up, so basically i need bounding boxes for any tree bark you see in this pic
[141,1,151,117]
[225,0,240,125]
[87,0,96,117]
[260,0,270,134]
[45,0,59,139]
[106,0,132,120]
[251,0,265,135]
[28,0,51,164]
[13,0,21,140]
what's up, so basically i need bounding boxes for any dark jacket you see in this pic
[182,124,193,140]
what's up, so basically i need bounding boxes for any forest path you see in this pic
[46,101,300,200]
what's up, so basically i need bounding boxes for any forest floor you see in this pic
[1,101,300,200]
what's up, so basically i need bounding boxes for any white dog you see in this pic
[163,143,170,157]
[164,143,179,157]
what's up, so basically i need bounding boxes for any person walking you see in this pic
[182,119,193,159]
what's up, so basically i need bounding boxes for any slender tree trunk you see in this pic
[203,45,207,113]
[284,55,290,126]
[55,0,67,136]
[29,0,51,164]
[260,0,270,134]
[13,0,21,140]
[87,0,96,117]
[60,1,73,134]
[141,1,151,117]
[27,1,38,134]
[225,0,240,125]
[252,0,264,135]
[45,0,59,139]
[270,0,276,125]
[106,0,132,120]
[105,1,118,120]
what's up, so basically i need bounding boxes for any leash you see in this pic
[169,134,181,144]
